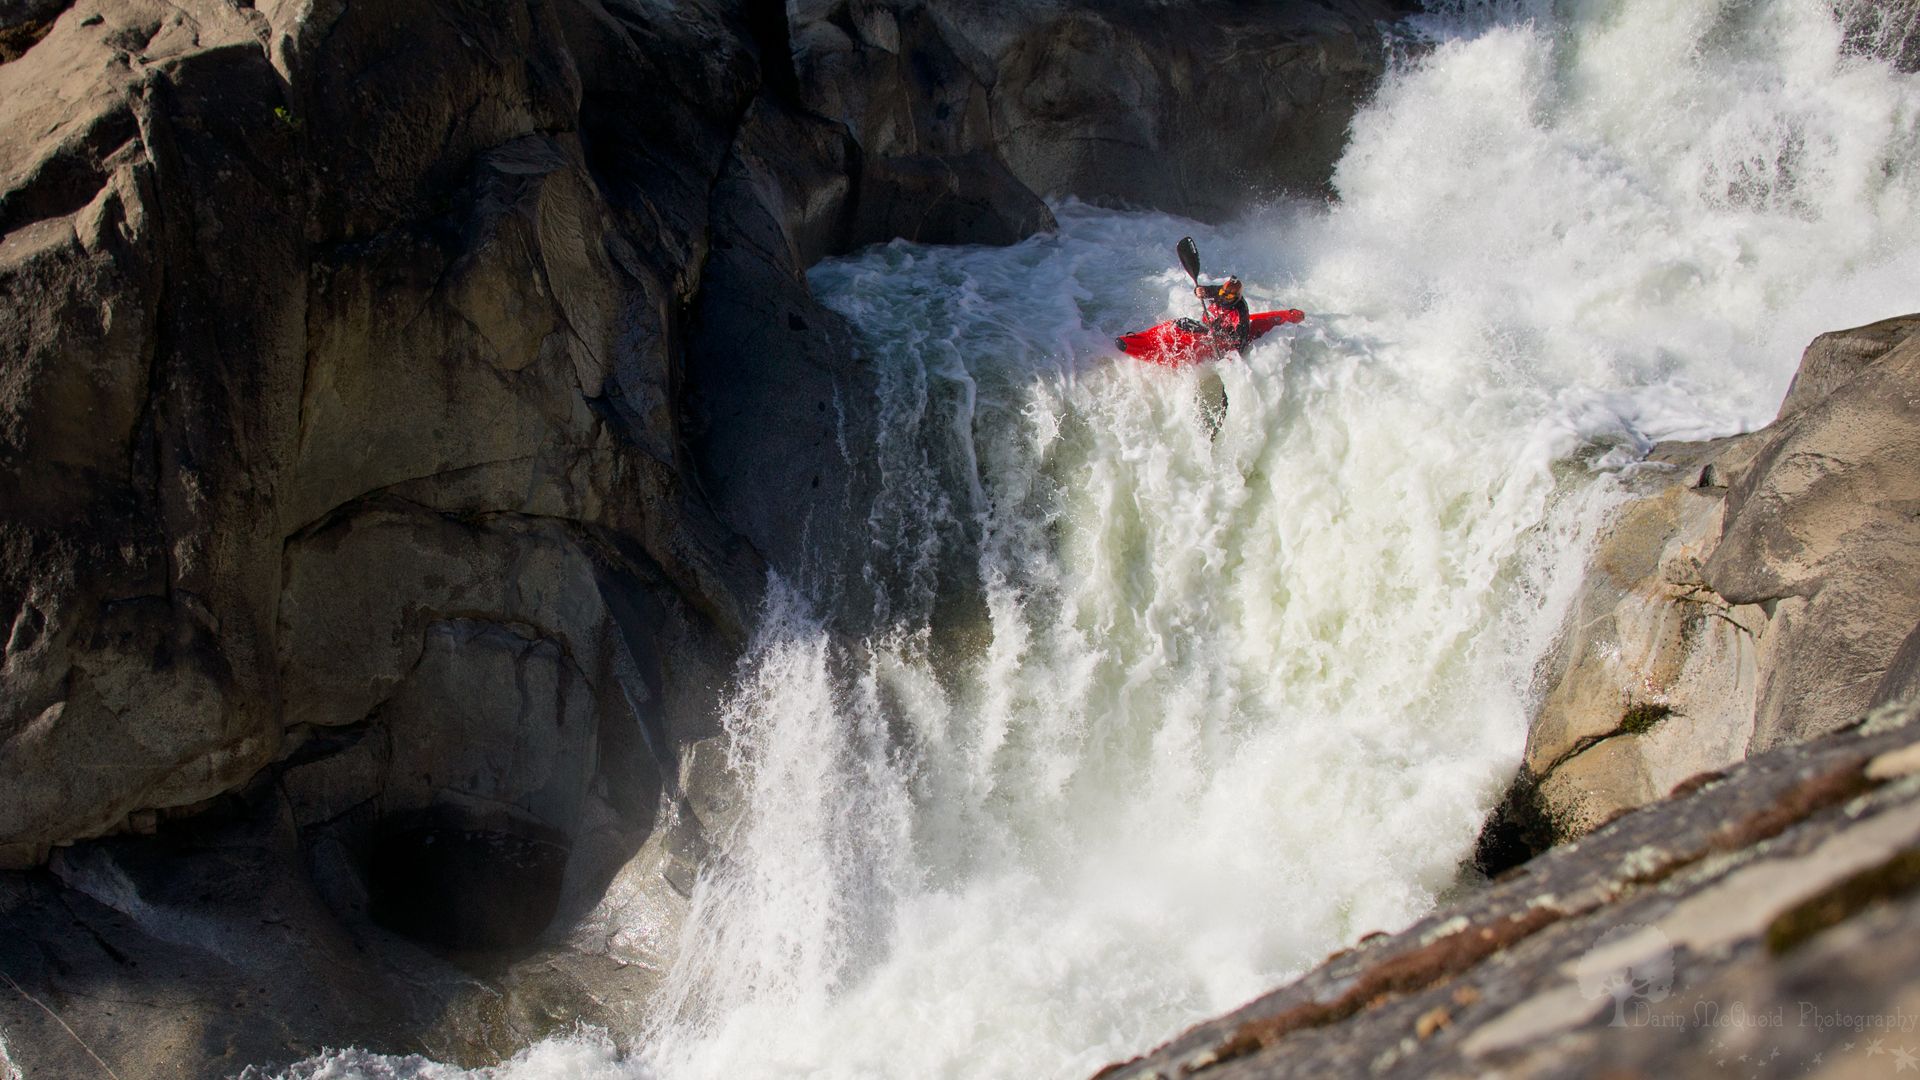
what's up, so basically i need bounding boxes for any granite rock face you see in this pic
[0,3,783,978]
[0,0,827,1073]
[0,0,1411,866]
[789,0,1057,246]
[2,0,311,871]
[988,1,1409,220]
[1707,316,1920,750]
[791,0,1411,225]
[1483,315,1920,862]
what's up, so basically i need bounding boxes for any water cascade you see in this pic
[289,1,1920,1076]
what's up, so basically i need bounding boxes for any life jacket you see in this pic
[1201,294,1252,347]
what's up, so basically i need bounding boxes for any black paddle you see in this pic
[1177,236,1207,323]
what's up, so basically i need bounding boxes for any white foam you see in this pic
[0,1030,21,1080]
[268,1036,638,1080]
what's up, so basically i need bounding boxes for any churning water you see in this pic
[289,1,1919,1077]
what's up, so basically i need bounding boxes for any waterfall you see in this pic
[285,2,1920,1077]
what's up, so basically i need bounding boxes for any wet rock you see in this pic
[1508,440,1766,850]
[0,790,436,1078]
[0,783,655,1077]
[1835,0,1920,73]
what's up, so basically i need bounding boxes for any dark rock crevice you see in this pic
[0,2,70,64]
[0,107,141,237]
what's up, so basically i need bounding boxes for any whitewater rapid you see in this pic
[286,1,1920,1078]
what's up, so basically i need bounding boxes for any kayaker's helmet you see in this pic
[1218,276,1243,302]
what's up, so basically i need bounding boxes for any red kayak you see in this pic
[1115,309,1305,367]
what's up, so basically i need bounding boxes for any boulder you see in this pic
[1489,314,1920,860]
[1772,314,1920,421]
[1706,316,1920,749]
[1486,439,1766,854]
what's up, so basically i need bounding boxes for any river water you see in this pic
[289,1,1920,1077]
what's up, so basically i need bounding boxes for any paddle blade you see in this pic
[1177,236,1200,282]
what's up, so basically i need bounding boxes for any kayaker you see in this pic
[1195,276,1252,348]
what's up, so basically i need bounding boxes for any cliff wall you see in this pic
[0,0,1404,1073]
[1482,315,1920,861]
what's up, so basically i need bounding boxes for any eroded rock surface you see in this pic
[1709,317,1920,750]
[1487,315,1920,857]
